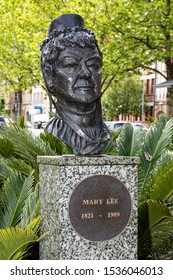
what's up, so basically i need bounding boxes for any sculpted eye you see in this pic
[65,62,78,69]
[60,57,79,70]
[86,59,102,72]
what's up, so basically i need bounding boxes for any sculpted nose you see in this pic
[79,61,90,78]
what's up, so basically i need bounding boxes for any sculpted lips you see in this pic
[74,83,93,90]
[75,86,92,90]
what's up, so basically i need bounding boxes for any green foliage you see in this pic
[139,117,173,195]
[109,116,173,259]
[98,0,173,78]
[102,77,144,120]
[144,158,173,202]
[0,125,56,181]
[1,114,173,259]
[116,122,146,156]
[138,199,173,259]
[0,0,173,106]
[0,171,35,228]
[137,152,173,259]
[2,157,34,178]
[0,169,41,260]
[40,130,74,155]
[0,122,73,259]
[0,0,43,94]
[0,138,14,157]
[0,98,5,113]
[19,185,40,230]
[0,226,39,260]
[102,129,120,155]
[17,115,25,128]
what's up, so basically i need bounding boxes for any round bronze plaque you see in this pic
[69,174,131,241]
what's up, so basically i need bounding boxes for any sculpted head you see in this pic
[41,14,102,106]
[40,14,110,155]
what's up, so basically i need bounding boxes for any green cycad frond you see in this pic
[165,193,173,215]
[116,123,145,156]
[139,158,173,202]
[0,226,39,260]
[138,199,172,258]
[0,125,56,163]
[0,171,35,228]
[102,129,120,155]
[40,130,74,155]
[3,157,34,179]
[0,138,14,157]
[150,218,173,251]
[139,216,173,259]
[25,216,41,235]
[0,158,14,183]
[138,199,171,239]
[20,185,40,231]
[0,161,10,190]
[17,115,25,128]
[150,161,173,202]
[139,116,173,189]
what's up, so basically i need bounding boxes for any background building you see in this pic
[142,62,167,119]
[4,86,51,127]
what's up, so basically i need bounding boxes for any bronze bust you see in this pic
[41,14,110,155]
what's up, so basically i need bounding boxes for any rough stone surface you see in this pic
[38,155,139,260]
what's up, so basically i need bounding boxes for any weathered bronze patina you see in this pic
[41,14,110,155]
[69,174,131,241]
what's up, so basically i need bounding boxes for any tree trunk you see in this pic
[18,91,22,119]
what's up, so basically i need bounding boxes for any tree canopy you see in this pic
[0,0,172,115]
[102,77,143,120]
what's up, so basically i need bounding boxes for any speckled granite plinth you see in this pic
[38,156,139,260]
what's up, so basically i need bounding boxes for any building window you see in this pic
[14,92,18,101]
[151,79,155,94]
[146,79,150,94]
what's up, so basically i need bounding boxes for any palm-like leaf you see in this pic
[140,158,173,201]
[17,115,25,128]
[138,199,173,259]
[0,159,13,184]
[150,161,173,202]
[20,185,40,230]
[25,216,42,235]
[102,129,120,155]
[138,151,173,259]
[40,130,73,155]
[165,193,173,216]
[116,123,145,156]
[0,227,39,260]
[2,157,35,179]
[0,137,14,157]
[150,218,173,251]
[139,116,173,189]
[139,217,173,259]
[0,125,57,162]
[138,199,171,238]
[0,171,35,228]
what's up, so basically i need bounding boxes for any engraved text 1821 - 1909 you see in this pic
[69,174,131,241]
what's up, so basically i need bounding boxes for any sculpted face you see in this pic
[53,46,102,104]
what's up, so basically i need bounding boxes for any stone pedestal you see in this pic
[38,155,139,260]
